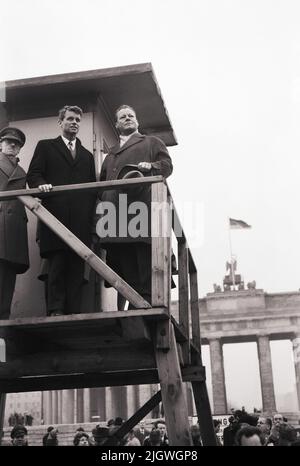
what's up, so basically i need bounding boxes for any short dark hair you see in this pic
[154,419,166,428]
[73,432,90,446]
[115,105,136,121]
[58,105,83,121]
[235,426,264,446]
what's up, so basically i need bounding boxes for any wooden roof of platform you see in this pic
[2,63,177,146]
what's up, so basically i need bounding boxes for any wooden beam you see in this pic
[0,309,168,335]
[191,381,217,446]
[0,370,160,393]
[155,320,170,350]
[121,317,151,342]
[102,391,162,446]
[0,393,6,446]
[181,365,206,382]
[178,242,190,365]
[151,182,171,308]
[0,176,164,201]
[19,195,151,309]
[190,271,201,354]
[0,365,207,393]
[0,346,155,378]
[154,324,192,446]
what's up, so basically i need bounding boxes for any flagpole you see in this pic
[228,218,236,288]
[228,218,233,259]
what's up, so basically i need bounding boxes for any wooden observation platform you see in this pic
[0,177,216,446]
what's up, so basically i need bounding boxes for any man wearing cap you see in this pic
[27,105,96,316]
[0,127,29,319]
[10,424,28,446]
[98,105,173,309]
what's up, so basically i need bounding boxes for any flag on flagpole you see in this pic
[229,218,251,229]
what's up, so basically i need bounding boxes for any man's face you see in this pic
[116,107,139,135]
[273,414,283,428]
[257,417,270,434]
[78,436,89,446]
[156,423,166,437]
[59,110,81,138]
[0,138,21,157]
[191,425,200,439]
[240,434,262,446]
[12,435,26,446]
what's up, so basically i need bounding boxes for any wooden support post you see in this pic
[155,320,171,350]
[0,393,6,446]
[19,195,150,309]
[190,271,201,355]
[155,323,192,446]
[178,242,190,365]
[191,381,217,446]
[151,182,171,308]
[103,390,162,446]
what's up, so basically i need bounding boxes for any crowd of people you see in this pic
[2,410,299,446]
[218,409,300,446]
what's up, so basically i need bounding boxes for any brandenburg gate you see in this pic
[198,288,300,415]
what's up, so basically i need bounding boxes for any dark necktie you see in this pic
[68,140,76,159]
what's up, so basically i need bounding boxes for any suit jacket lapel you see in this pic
[110,133,145,156]
[9,164,26,182]
[53,136,75,165]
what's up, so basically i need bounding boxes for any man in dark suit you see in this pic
[27,105,96,316]
[98,105,173,309]
[0,127,29,319]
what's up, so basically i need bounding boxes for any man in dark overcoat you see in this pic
[98,105,173,309]
[27,105,96,316]
[0,127,29,319]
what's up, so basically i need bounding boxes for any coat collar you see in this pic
[0,152,26,182]
[110,132,145,156]
[53,136,82,165]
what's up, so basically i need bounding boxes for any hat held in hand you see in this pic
[116,164,145,180]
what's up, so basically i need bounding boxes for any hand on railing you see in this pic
[137,162,152,172]
[38,184,53,192]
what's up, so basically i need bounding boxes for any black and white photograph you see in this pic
[0,0,300,450]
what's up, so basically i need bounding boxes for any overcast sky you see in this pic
[2,0,299,412]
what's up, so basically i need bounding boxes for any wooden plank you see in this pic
[0,366,207,393]
[176,343,184,366]
[178,242,190,365]
[0,393,6,446]
[172,203,186,244]
[181,365,206,382]
[154,324,192,446]
[190,271,201,354]
[191,381,217,446]
[0,308,168,334]
[171,316,188,343]
[0,345,155,378]
[0,370,160,393]
[155,320,170,350]
[151,182,171,308]
[121,317,151,342]
[0,176,164,201]
[19,195,151,310]
[102,391,162,446]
